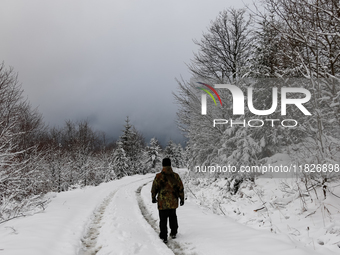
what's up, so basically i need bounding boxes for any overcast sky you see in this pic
[0,0,252,146]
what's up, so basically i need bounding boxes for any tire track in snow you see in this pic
[136,183,198,255]
[135,183,158,232]
[78,177,153,255]
[79,191,117,255]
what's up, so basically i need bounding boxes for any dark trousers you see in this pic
[159,209,178,240]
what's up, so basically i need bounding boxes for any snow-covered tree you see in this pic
[188,7,253,83]
[183,142,191,168]
[112,141,129,178]
[164,140,176,162]
[0,64,45,223]
[174,143,185,168]
[257,0,340,195]
[99,149,116,182]
[118,117,146,174]
[145,137,162,170]
[174,8,255,169]
[120,117,134,158]
[219,127,261,168]
[163,140,185,168]
[251,15,282,77]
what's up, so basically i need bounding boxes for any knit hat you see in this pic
[162,158,171,167]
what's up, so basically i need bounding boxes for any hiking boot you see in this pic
[170,233,176,239]
[159,233,168,244]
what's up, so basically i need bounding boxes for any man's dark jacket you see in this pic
[151,166,184,210]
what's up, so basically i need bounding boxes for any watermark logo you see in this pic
[196,82,222,114]
[197,82,312,128]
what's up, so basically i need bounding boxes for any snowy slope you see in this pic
[185,166,340,254]
[0,171,337,255]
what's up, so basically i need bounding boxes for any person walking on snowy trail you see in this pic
[151,158,184,244]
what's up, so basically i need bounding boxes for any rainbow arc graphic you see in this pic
[196,82,222,106]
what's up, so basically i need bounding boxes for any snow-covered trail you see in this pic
[81,175,173,255]
[0,172,336,255]
[81,170,335,255]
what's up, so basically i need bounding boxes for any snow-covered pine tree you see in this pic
[164,140,177,165]
[221,127,261,168]
[183,142,191,168]
[174,143,185,168]
[120,116,134,158]
[145,137,162,170]
[118,117,146,174]
[130,126,146,173]
[112,141,129,178]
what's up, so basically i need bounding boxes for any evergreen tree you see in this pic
[220,127,261,168]
[118,116,146,174]
[112,141,129,178]
[184,142,191,168]
[174,143,185,168]
[164,140,176,161]
[120,116,135,159]
[146,137,162,169]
